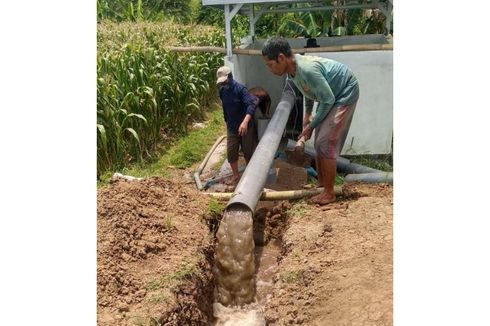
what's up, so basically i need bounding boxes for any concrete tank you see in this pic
[225,34,393,156]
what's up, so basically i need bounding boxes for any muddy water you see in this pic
[254,240,282,304]
[213,207,282,325]
[213,207,256,306]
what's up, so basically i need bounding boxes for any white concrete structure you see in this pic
[202,1,393,155]
[225,35,393,155]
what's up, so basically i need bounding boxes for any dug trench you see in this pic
[97,174,293,325]
[97,175,392,325]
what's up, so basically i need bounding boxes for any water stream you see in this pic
[213,207,256,306]
[213,207,282,325]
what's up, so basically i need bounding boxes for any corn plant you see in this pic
[97,21,224,175]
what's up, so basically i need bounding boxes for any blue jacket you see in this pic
[219,79,257,134]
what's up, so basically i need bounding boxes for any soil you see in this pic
[263,184,393,326]
[97,164,392,325]
[97,176,214,325]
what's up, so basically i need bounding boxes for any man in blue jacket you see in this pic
[217,66,258,186]
[262,37,359,205]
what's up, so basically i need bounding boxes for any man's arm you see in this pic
[303,97,314,129]
[238,87,256,136]
[219,91,227,123]
[240,86,257,117]
[305,69,335,129]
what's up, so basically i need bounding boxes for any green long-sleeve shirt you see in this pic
[289,54,359,129]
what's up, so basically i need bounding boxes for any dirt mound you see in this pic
[264,183,393,325]
[97,176,213,325]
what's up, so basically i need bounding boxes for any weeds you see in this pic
[147,293,169,304]
[163,214,174,232]
[281,270,300,283]
[145,260,198,291]
[207,198,225,216]
[287,201,308,218]
[345,154,393,172]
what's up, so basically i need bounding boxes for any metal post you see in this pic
[253,5,266,26]
[224,4,233,58]
[385,2,393,35]
[248,4,255,40]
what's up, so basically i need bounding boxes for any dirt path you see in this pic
[97,170,392,325]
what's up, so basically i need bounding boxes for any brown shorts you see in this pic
[227,124,258,163]
[314,102,357,159]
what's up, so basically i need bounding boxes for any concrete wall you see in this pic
[225,35,393,155]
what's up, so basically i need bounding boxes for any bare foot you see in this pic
[309,192,336,206]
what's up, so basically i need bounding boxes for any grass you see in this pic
[335,174,345,185]
[97,104,225,188]
[287,201,308,218]
[167,108,224,168]
[132,316,162,326]
[345,154,393,172]
[207,198,225,216]
[145,259,199,292]
[147,293,169,305]
[280,270,300,283]
[163,214,174,232]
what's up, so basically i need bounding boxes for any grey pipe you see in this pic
[226,81,296,213]
[287,138,383,173]
[336,161,383,174]
[193,135,227,190]
[344,172,393,184]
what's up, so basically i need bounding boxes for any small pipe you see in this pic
[203,165,246,189]
[205,186,343,201]
[193,135,227,190]
[286,139,382,173]
[344,172,393,184]
[336,161,383,174]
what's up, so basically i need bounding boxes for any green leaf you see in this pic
[97,124,107,149]
[125,127,140,144]
[127,113,148,125]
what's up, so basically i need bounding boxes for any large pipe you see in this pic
[226,81,296,212]
[345,172,393,184]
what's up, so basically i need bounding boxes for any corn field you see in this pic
[97,21,224,175]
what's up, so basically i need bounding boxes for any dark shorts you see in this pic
[227,124,258,163]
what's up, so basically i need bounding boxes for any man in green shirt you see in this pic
[262,37,359,205]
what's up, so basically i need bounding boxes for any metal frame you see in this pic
[203,0,393,58]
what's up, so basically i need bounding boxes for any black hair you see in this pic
[261,37,293,61]
[249,87,271,115]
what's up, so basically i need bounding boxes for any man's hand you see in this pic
[239,114,252,136]
[298,124,313,141]
[238,121,248,136]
